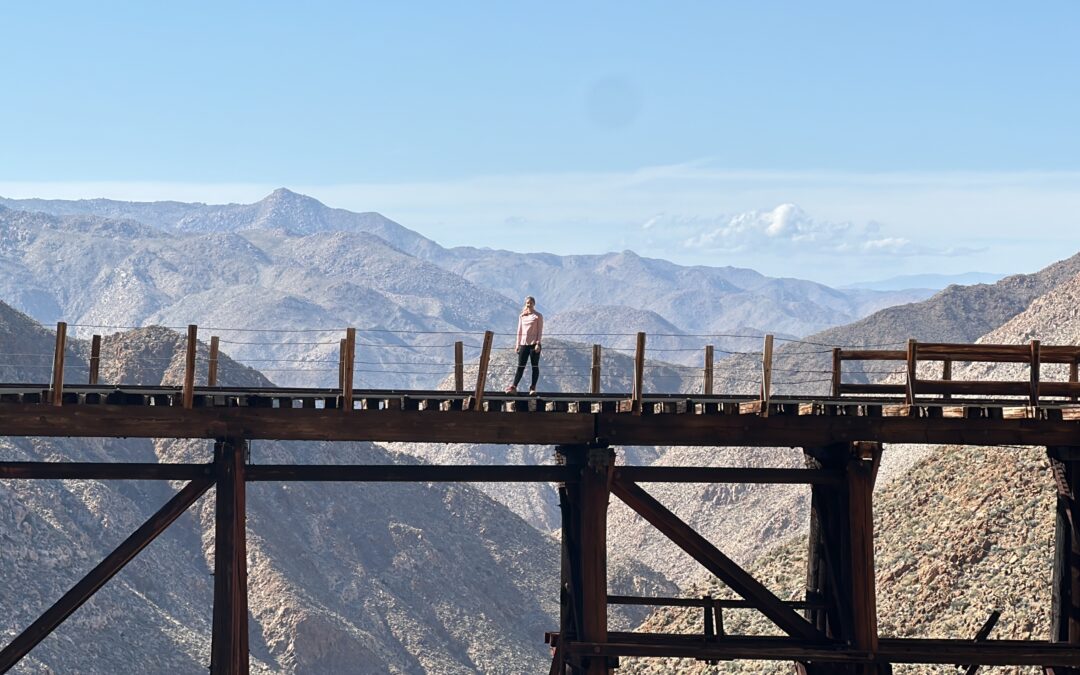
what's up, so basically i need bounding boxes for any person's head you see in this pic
[522,296,536,314]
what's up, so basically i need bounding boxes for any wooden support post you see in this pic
[849,448,880,665]
[50,321,66,406]
[473,330,493,410]
[760,334,774,417]
[632,332,645,415]
[208,336,220,387]
[591,344,602,395]
[1071,359,1079,403]
[1048,447,1080,669]
[557,444,614,674]
[703,345,714,396]
[942,358,952,401]
[454,340,464,392]
[183,324,197,409]
[905,339,918,406]
[88,334,101,385]
[0,477,212,671]
[1031,339,1042,407]
[211,439,250,675]
[341,328,356,411]
[831,348,841,399]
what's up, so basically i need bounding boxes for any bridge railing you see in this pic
[833,340,1080,405]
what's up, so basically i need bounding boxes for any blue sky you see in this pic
[2,1,1079,284]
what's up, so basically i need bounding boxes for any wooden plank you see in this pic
[183,324,197,409]
[342,328,356,411]
[208,335,220,387]
[50,321,67,407]
[839,383,906,395]
[591,344,602,395]
[704,345,714,396]
[632,332,645,415]
[611,477,823,641]
[760,334,774,417]
[454,340,464,392]
[0,477,213,671]
[839,349,906,361]
[831,348,841,399]
[472,330,494,410]
[88,335,101,385]
[615,466,842,485]
[0,462,211,480]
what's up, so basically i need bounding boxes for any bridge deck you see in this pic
[1,383,1078,445]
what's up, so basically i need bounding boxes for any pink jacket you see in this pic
[516,311,544,347]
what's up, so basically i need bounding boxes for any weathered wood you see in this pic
[342,328,356,410]
[247,464,573,482]
[454,341,464,392]
[839,349,906,361]
[760,334,774,417]
[611,477,823,641]
[183,324,197,409]
[338,338,346,391]
[208,335,220,387]
[50,321,67,406]
[704,345,714,396]
[0,462,211,480]
[473,330,494,410]
[942,359,952,401]
[88,334,101,385]
[632,332,645,415]
[210,439,249,675]
[905,339,917,406]
[831,348,842,399]
[589,344,602,395]
[849,455,879,658]
[614,466,842,485]
[1072,360,1079,403]
[1031,339,1042,407]
[0,477,212,671]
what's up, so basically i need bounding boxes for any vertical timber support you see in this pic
[703,345,714,396]
[454,340,464,392]
[556,443,615,675]
[208,335,220,387]
[211,439,250,675]
[803,442,883,675]
[50,321,67,406]
[88,334,101,385]
[183,324,197,409]
[1048,446,1080,675]
[591,344,602,395]
[632,332,645,415]
[342,328,356,411]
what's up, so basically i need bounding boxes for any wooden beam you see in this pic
[831,348,841,399]
[0,477,212,671]
[50,321,66,406]
[614,466,842,485]
[591,344,602,395]
[632,332,645,415]
[0,462,211,480]
[454,341,464,392]
[342,328,356,411]
[246,464,573,482]
[472,330,493,410]
[1031,339,1042,407]
[338,338,346,391]
[849,455,879,658]
[610,477,823,641]
[704,346,714,396]
[208,336,220,387]
[88,335,101,385]
[942,359,952,401]
[183,324,197,409]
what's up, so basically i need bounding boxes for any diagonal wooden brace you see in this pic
[610,477,825,642]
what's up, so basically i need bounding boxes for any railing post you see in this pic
[1071,358,1079,403]
[632,332,645,415]
[831,348,841,399]
[208,336,220,387]
[50,321,67,406]
[905,339,918,406]
[341,328,356,410]
[1031,339,1041,408]
[591,344,602,395]
[942,358,952,401]
[472,330,493,410]
[454,341,464,392]
[88,335,101,385]
[703,345,714,396]
[338,339,346,392]
[760,334,773,417]
[182,325,197,409]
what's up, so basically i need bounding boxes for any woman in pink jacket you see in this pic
[506,296,543,395]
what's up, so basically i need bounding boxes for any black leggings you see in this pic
[512,344,541,389]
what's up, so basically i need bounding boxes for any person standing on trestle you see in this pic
[506,296,543,395]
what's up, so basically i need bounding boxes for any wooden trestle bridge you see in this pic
[3,324,1080,674]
